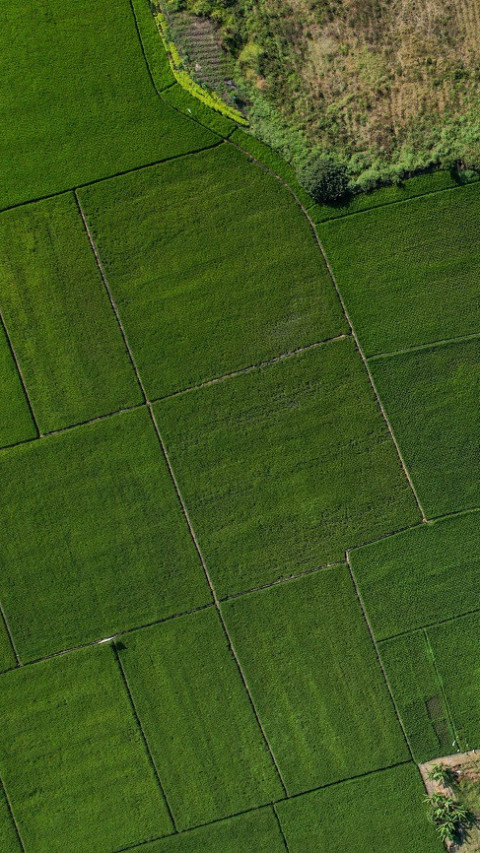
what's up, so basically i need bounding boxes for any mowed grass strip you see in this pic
[276,764,443,853]
[0,785,21,853]
[126,807,286,853]
[221,567,409,793]
[0,321,36,448]
[319,182,480,356]
[350,510,480,640]
[0,0,215,209]
[369,338,480,517]
[0,407,209,661]
[78,144,346,399]
[0,645,172,853]
[0,194,142,433]
[155,339,419,596]
[119,609,283,829]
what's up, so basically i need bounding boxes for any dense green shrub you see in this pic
[298,156,349,202]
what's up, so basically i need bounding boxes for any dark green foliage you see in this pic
[276,764,443,853]
[0,646,172,852]
[0,408,208,660]
[156,339,418,597]
[370,339,480,517]
[350,510,480,640]
[298,155,350,202]
[119,610,282,828]
[222,568,409,793]
[0,194,142,433]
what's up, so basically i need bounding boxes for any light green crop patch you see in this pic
[320,182,480,356]
[155,338,419,596]
[222,567,408,794]
[0,321,35,449]
[0,407,209,661]
[119,609,282,829]
[0,194,142,433]
[380,613,480,762]
[78,143,346,399]
[0,645,172,853]
[0,0,215,209]
[369,338,480,517]
[0,785,21,853]
[350,510,480,640]
[276,764,443,853]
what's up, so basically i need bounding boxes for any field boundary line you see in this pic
[220,561,346,602]
[0,776,26,852]
[368,330,480,362]
[422,628,460,749]
[155,335,349,401]
[0,312,40,438]
[272,803,291,851]
[112,644,178,832]
[0,601,21,666]
[345,552,415,761]
[228,136,427,523]
[368,605,480,644]
[75,190,289,798]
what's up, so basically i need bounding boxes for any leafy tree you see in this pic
[298,155,350,203]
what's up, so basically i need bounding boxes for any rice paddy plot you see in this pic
[0,321,35,449]
[0,194,142,433]
[0,784,21,853]
[221,567,409,794]
[350,510,480,640]
[0,645,172,853]
[0,0,216,209]
[0,619,16,673]
[78,144,346,399]
[155,338,419,596]
[276,764,443,853]
[127,808,286,853]
[118,609,282,829]
[0,408,208,661]
[320,182,480,356]
[370,338,480,517]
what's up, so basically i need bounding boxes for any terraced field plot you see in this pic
[78,143,346,398]
[0,408,208,661]
[0,0,215,210]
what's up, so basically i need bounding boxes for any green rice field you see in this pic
[0,0,478,850]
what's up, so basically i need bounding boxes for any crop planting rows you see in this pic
[1,0,479,850]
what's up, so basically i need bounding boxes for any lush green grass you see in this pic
[0,620,15,673]
[130,0,175,92]
[128,808,286,853]
[163,83,236,137]
[0,786,20,853]
[350,510,480,640]
[0,194,142,433]
[119,609,282,829]
[0,322,35,449]
[0,408,208,661]
[320,182,480,357]
[0,0,215,209]
[0,645,172,852]
[156,338,418,596]
[370,338,480,517]
[379,630,453,761]
[78,144,346,399]
[222,567,408,793]
[276,763,442,853]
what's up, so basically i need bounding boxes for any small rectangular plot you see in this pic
[0,645,172,853]
[0,194,142,433]
[276,764,443,853]
[155,339,418,597]
[78,144,346,399]
[369,338,480,517]
[119,608,283,829]
[350,510,480,640]
[0,407,209,660]
[379,631,453,762]
[0,321,35,449]
[221,567,408,794]
[0,785,21,853]
[320,182,480,356]
[125,805,286,853]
